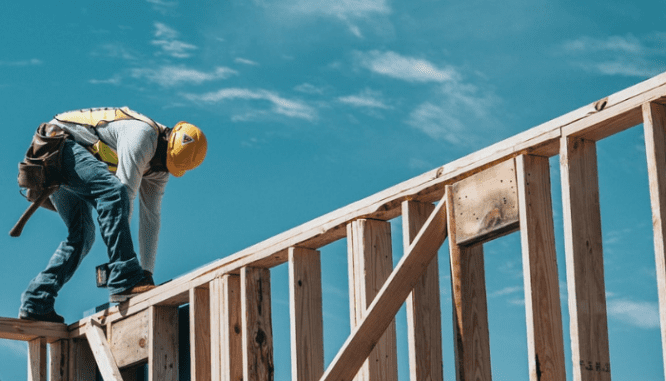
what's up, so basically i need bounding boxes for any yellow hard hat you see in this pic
[166,122,207,177]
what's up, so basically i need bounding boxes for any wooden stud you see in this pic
[49,339,69,381]
[149,306,179,381]
[643,101,666,377]
[517,155,566,381]
[560,136,611,380]
[211,275,243,381]
[288,247,325,381]
[85,320,123,381]
[447,185,492,381]
[241,267,274,381]
[321,193,448,381]
[190,286,212,381]
[0,317,68,342]
[69,338,97,381]
[402,200,443,381]
[28,337,46,381]
[347,218,399,381]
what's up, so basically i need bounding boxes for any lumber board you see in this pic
[402,200,443,381]
[517,155,566,381]
[241,267,274,381]
[110,309,150,369]
[447,186,492,381]
[190,286,212,381]
[642,101,666,377]
[28,337,47,381]
[149,306,179,381]
[0,317,68,343]
[85,321,124,381]
[347,219,398,381]
[213,275,243,381]
[320,193,448,381]
[451,158,519,245]
[49,340,69,381]
[68,71,666,337]
[560,137,611,380]
[289,247,324,381]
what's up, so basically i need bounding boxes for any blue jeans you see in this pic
[20,140,144,315]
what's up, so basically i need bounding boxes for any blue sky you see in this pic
[1,0,665,380]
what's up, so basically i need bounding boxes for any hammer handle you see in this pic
[9,189,56,237]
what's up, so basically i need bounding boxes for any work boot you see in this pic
[143,270,155,286]
[109,276,157,303]
[19,310,65,324]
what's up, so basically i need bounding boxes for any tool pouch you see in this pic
[17,123,69,211]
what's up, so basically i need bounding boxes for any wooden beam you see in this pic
[447,186,492,381]
[191,286,212,381]
[289,247,324,381]
[642,101,666,377]
[560,136,611,380]
[402,200,443,381]
[516,155,566,381]
[66,72,666,333]
[110,309,150,369]
[149,306,179,381]
[241,267,274,381]
[320,193,448,381]
[28,337,46,381]
[347,218,398,381]
[85,320,123,381]
[211,275,243,381]
[0,317,67,343]
[49,339,69,381]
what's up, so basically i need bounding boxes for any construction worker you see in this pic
[18,107,207,323]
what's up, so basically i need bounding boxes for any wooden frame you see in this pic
[9,71,666,381]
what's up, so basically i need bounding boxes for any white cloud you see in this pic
[235,58,260,66]
[152,22,197,58]
[184,88,317,121]
[607,299,660,329]
[489,285,523,298]
[356,50,459,83]
[560,33,666,78]
[131,66,237,87]
[0,59,42,66]
[338,89,390,109]
[294,83,325,95]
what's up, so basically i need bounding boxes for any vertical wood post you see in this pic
[289,247,325,381]
[242,267,274,381]
[211,275,243,381]
[69,338,97,381]
[447,185,492,381]
[150,306,179,381]
[347,218,399,381]
[517,155,566,381]
[643,101,666,377]
[28,337,46,381]
[191,286,212,381]
[49,339,69,381]
[402,200,444,381]
[560,136,611,380]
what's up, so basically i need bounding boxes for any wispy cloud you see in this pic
[356,50,459,83]
[559,33,666,78]
[294,83,325,95]
[152,22,197,58]
[607,298,660,329]
[184,88,317,121]
[489,285,523,298]
[235,58,260,66]
[147,0,178,15]
[338,88,390,109]
[0,59,42,66]
[131,66,237,87]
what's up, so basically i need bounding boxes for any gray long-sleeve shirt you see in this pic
[50,118,169,272]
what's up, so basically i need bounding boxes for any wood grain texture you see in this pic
[49,340,69,381]
[149,306,179,381]
[289,247,324,381]
[191,286,212,381]
[560,137,611,381]
[28,337,47,381]
[448,185,492,381]
[402,200,443,381]
[347,219,399,381]
[0,317,67,343]
[242,267,274,381]
[517,155,566,381]
[68,338,97,381]
[321,194,448,381]
[211,275,243,381]
[110,309,150,369]
[642,101,666,377]
[85,321,123,381]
